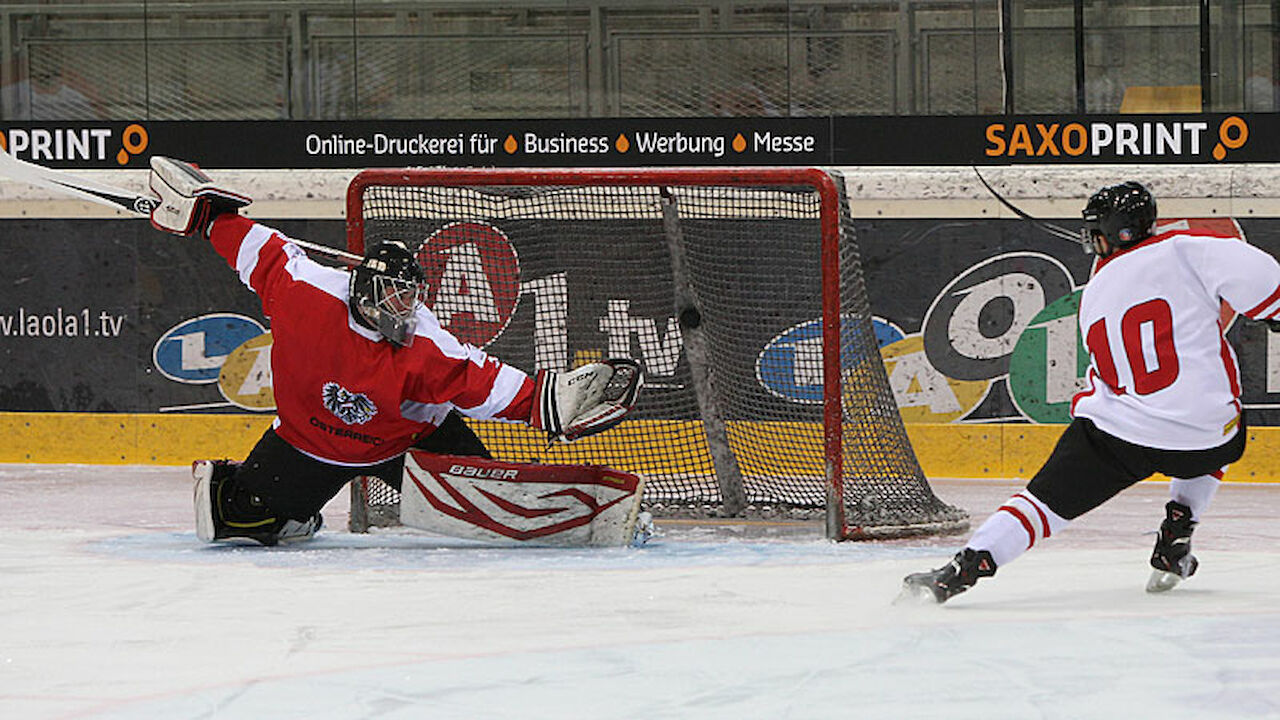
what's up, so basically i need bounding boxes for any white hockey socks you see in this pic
[966,490,1070,568]
[1169,471,1223,521]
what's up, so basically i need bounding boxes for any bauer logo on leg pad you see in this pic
[399,451,645,547]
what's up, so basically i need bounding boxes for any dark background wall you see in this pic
[4,214,1276,427]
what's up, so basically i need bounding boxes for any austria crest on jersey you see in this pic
[398,451,646,547]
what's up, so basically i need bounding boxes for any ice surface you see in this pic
[2,464,1279,719]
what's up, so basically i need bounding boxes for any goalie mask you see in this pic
[349,241,426,347]
[1082,181,1156,257]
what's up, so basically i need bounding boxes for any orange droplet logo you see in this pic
[615,134,630,152]
[732,133,747,152]
[122,123,148,154]
[1213,116,1248,161]
[117,123,149,164]
[503,135,518,153]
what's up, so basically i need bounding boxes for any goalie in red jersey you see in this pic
[902,181,1280,603]
[148,157,642,546]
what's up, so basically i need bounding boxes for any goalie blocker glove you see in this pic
[148,156,252,237]
[531,358,643,443]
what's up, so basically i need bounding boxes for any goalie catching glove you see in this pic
[148,156,252,237]
[531,358,643,443]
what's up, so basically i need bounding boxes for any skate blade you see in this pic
[893,582,941,606]
[1146,569,1182,593]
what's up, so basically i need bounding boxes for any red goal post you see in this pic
[345,167,968,540]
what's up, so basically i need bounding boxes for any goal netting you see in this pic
[346,167,968,540]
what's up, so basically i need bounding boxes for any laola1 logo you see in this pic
[218,332,275,411]
[416,221,520,347]
[877,335,991,422]
[152,313,267,384]
[921,252,1075,382]
[1007,290,1088,423]
[756,315,904,404]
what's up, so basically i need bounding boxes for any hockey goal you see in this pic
[346,167,967,540]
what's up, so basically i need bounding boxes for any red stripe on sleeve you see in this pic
[248,235,286,295]
[1245,283,1280,318]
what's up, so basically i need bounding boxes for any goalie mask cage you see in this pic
[346,167,967,540]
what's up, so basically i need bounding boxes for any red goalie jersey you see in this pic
[1073,219,1280,450]
[208,214,535,465]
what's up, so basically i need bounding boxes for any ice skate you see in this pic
[897,548,996,604]
[1147,500,1199,593]
[193,460,322,546]
[276,514,324,544]
[632,511,656,547]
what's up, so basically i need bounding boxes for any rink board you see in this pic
[3,411,1279,483]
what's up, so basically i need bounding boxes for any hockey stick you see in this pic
[0,145,159,216]
[0,148,362,265]
[972,166,1087,248]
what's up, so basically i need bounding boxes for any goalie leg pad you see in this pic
[192,459,322,546]
[398,451,646,547]
[193,460,218,542]
[193,459,240,543]
[149,157,252,237]
[531,358,643,443]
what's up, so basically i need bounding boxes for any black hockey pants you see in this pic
[1026,414,1246,520]
[231,410,491,521]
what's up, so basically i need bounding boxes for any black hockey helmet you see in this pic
[1082,181,1157,256]
[349,240,426,347]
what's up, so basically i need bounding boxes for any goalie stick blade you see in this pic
[0,148,363,266]
[0,147,157,216]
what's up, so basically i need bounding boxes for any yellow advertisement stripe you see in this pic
[2,412,1277,483]
[0,412,272,464]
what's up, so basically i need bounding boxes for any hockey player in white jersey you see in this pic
[901,181,1280,603]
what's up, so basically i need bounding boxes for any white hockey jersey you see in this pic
[1072,219,1280,450]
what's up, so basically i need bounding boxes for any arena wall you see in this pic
[2,164,1278,481]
